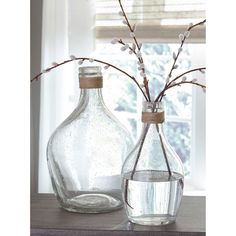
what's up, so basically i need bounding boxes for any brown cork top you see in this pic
[79,76,103,89]
[141,111,165,124]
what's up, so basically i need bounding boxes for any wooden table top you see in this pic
[31,194,205,236]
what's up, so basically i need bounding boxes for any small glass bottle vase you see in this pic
[121,101,184,225]
[47,66,133,213]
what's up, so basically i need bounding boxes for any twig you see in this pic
[130,124,150,180]
[188,19,206,31]
[157,80,206,102]
[168,67,206,85]
[124,179,133,209]
[156,124,172,179]
[117,39,136,55]
[155,67,206,102]
[31,57,149,102]
[159,19,206,101]
[118,0,151,101]
[124,124,150,209]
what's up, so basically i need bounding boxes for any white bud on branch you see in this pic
[200,69,205,74]
[70,55,76,60]
[184,31,190,38]
[104,65,110,70]
[132,23,137,32]
[192,78,197,82]
[166,76,170,84]
[136,51,142,58]
[173,52,176,59]
[130,32,135,38]
[121,46,127,51]
[52,62,58,66]
[78,60,83,65]
[89,58,94,63]
[173,65,178,69]
[111,38,119,44]
[122,19,128,25]
[124,44,129,49]
[179,33,184,41]
[140,71,146,77]
[132,43,136,51]
[139,63,145,69]
[118,11,124,16]
[182,76,187,81]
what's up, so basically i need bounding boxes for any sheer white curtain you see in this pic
[38,0,95,193]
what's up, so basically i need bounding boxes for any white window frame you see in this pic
[188,44,206,194]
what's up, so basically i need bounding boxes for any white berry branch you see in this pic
[165,19,206,84]
[31,56,149,101]
[112,39,136,55]
[118,0,151,101]
[31,1,206,105]
[155,67,206,102]
[154,19,206,102]
[161,80,205,98]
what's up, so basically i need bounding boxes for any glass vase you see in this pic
[121,101,184,225]
[47,66,133,213]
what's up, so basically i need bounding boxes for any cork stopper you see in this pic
[141,111,165,124]
[79,66,103,89]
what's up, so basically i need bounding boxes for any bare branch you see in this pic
[118,0,151,101]
[31,57,149,101]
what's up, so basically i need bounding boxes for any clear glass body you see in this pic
[47,66,133,213]
[121,101,184,225]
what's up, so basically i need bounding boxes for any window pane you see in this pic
[164,121,191,176]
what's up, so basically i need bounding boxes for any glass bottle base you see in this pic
[128,214,176,226]
[60,193,123,213]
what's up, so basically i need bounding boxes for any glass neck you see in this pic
[78,88,105,109]
[141,101,165,133]
[141,122,164,134]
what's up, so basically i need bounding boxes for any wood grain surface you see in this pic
[31,194,205,236]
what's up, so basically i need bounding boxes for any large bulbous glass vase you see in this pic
[47,66,133,213]
[121,101,184,225]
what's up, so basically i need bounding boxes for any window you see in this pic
[35,0,205,195]
[94,43,206,193]
[94,0,206,193]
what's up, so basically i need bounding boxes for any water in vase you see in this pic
[123,170,184,225]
